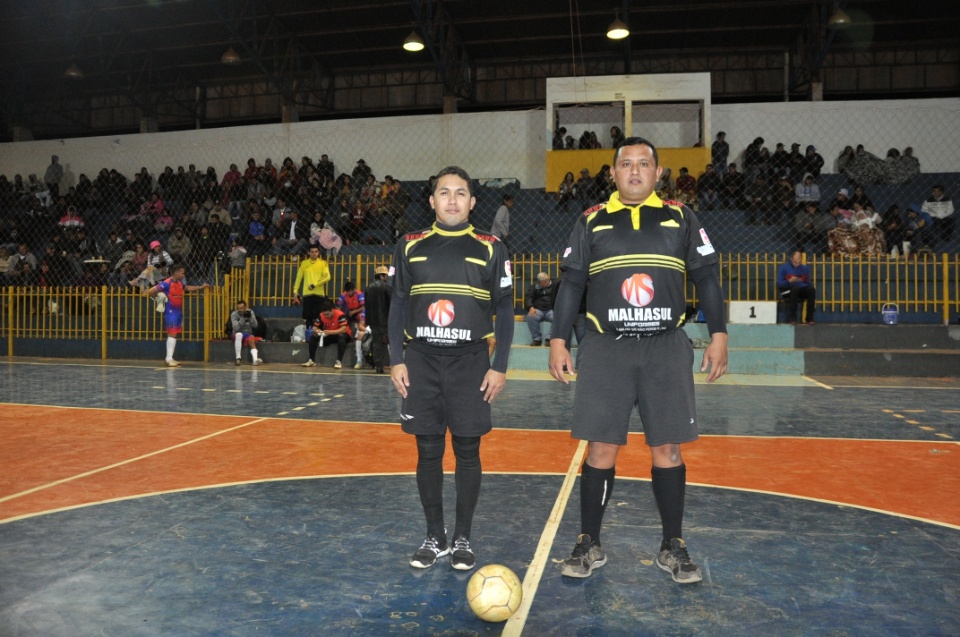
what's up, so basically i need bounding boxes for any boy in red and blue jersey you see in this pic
[144,264,210,367]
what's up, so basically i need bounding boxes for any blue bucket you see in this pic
[882,303,898,325]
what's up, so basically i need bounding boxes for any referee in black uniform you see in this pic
[388,166,514,571]
[549,137,728,583]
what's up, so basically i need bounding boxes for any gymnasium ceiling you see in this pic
[0,0,957,139]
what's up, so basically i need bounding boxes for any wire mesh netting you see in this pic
[0,99,957,326]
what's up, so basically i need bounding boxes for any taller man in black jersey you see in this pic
[388,166,514,571]
[549,138,728,584]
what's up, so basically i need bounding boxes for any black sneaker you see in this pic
[410,534,449,569]
[531,340,542,346]
[656,538,702,584]
[560,533,606,578]
[450,535,476,571]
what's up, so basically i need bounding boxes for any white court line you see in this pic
[0,417,269,505]
[501,439,587,637]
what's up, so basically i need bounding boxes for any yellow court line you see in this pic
[502,439,587,637]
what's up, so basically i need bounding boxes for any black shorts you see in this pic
[400,340,492,437]
[301,294,327,325]
[571,329,697,447]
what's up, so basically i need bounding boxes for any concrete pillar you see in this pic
[810,80,824,102]
[140,117,159,133]
[281,103,300,123]
[443,94,458,114]
[11,126,34,142]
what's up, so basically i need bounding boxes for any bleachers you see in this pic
[330,172,960,259]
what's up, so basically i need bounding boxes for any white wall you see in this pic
[712,98,960,172]
[1,96,957,191]
[0,110,548,190]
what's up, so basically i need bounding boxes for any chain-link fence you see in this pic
[0,97,957,319]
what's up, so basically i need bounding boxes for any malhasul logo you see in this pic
[621,273,654,307]
[427,299,455,327]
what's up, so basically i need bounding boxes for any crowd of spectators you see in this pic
[0,154,416,289]
[638,133,951,258]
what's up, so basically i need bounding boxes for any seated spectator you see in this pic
[921,184,954,247]
[8,242,39,272]
[794,174,821,209]
[849,185,873,210]
[745,173,774,225]
[777,251,816,324]
[721,163,746,208]
[557,172,577,209]
[226,237,248,270]
[655,167,676,200]
[880,205,907,257]
[904,204,933,255]
[230,299,262,366]
[827,204,860,256]
[8,260,38,286]
[245,209,272,256]
[0,246,10,279]
[130,240,173,289]
[58,206,85,229]
[675,167,696,205]
[336,280,365,336]
[773,174,795,218]
[793,202,826,251]
[109,258,137,287]
[803,145,824,179]
[830,188,851,211]
[771,143,790,175]
[850,204,885,255]
[836,146,855,173]
[524,272,554,346]
[207,213,232,252]
[696,164,721,211]
[301,298,353,370]
[576,169,595,201]
[167,226,192,265]
[610,126,625,148]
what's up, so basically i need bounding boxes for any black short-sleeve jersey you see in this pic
[391,223,513,347]
[561,191,718,337]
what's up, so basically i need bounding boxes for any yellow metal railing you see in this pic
[1,252,957,360]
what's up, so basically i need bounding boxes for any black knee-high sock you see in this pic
[651,464,686,543]
[451,435,482,541]
[308,335,319,361]
[415,434,447,539]
[580,463,615,543]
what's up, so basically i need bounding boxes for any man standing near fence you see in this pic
[364,265,392,374]
[292,245,331,330]
[143,264,211,367]
[549,136,728,584]
[388,166,514,571]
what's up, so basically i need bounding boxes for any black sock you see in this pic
[580,463,615,543]
[651,464,686,545]
[451,435,482,541]
[308,336,318,360]
[415,434,446,541]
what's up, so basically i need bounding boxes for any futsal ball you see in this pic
[621,273,654,307]
[466,564,522,623]
[427,299,455,327]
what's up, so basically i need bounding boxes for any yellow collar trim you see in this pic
[605,191,664,213]
[431,223,474,236]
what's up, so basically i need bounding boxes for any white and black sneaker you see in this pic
[450,535,476,571]
[410,534,449,569]
[657,538,702,584]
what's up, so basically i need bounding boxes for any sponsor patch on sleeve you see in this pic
[500,276,513,288]
[504,260,512,276]
[387,266,395,276]
[563,246,572,258]
[697,228,715,255]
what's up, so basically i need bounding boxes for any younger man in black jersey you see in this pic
[388,166,515,571]
[549,137,728,584]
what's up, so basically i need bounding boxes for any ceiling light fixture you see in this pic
[827,7,852,29]
[403,30,425,52]
[64,63,85,79]
[221,47,241,65]
[606,11,629,40]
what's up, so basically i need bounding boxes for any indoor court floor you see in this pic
[1,358,958,636]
